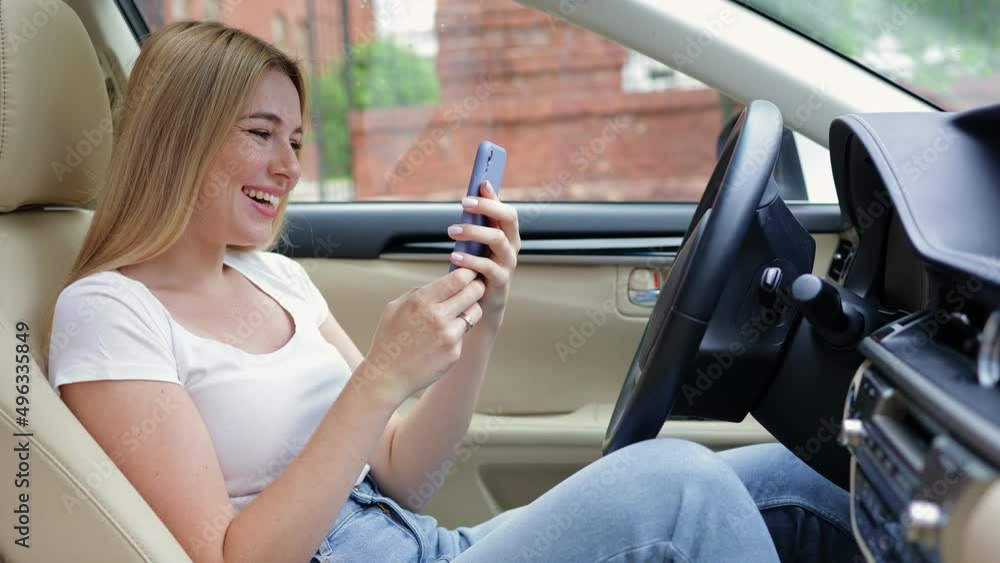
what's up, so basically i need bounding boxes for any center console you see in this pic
[841,313,1000,563]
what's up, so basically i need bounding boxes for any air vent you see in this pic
[828,239,855,282]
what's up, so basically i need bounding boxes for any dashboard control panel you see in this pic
[842,314,999,563]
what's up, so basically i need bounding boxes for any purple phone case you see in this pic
[450,141,507,271]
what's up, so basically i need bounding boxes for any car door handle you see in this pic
[627,268,664,307]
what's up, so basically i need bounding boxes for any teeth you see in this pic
[242,187,280,206]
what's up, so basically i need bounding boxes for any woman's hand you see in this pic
[447,180,521,322]
[359,268,486,404]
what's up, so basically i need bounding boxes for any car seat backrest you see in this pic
[0,1,191,561]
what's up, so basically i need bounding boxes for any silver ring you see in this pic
[458,312,475,333]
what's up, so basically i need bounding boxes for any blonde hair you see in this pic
[41,20,306,371]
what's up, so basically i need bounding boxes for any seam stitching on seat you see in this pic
[0,408,158,562]
[0,0,7,161]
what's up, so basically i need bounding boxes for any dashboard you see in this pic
[880,214,928,315]
[823,105,1000,563]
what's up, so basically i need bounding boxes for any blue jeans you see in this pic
[310,440,861,562]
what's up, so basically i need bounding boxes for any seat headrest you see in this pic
[0,0,112,212]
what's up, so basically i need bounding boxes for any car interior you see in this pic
[1,0,997,562]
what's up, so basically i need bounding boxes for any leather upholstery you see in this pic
[0,1,191,561]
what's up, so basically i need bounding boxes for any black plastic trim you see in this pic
[115,0,151,41]
[278,202,841,260]
[860,335,1000,467]
[395,237,682,256]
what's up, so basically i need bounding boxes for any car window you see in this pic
[134,1,836,204]
[737,0,1000,111]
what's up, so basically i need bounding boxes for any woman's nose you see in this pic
[270,143,301,182]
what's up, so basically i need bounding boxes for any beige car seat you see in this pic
[0,1,191,561]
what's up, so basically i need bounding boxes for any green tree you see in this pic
[309,40,440,179]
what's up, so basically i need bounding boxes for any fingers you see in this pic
[411,279,483,343]
[449,251,509,288]
[420,266,478,303]
[460,181,521,250]
[447,223,517,267]
[440,276,486,318]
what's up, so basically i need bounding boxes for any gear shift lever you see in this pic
[791,274,866,348]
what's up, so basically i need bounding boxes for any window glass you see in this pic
[271,14,286,49]
[135,0,835,204]
[204,0,219,21]
[170,0,186,20]
[738,0,1000,111]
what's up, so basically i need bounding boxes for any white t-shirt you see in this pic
[47,248,370,512]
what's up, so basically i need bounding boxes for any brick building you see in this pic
[137,0,724,202]
[350,0,722,201]
[136,0,373,62]
[135,0,376,198]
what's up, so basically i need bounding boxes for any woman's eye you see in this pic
[251,130,301,151]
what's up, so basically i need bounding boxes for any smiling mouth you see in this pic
[241,187,279,208]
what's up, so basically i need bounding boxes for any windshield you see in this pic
[737,0,999,110]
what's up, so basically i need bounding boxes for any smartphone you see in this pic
[450,141,507,272]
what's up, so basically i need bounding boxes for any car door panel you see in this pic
[282,202,841,525]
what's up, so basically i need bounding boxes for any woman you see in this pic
[44,21,859,563]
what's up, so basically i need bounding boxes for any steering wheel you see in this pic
[604,100,785,455]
